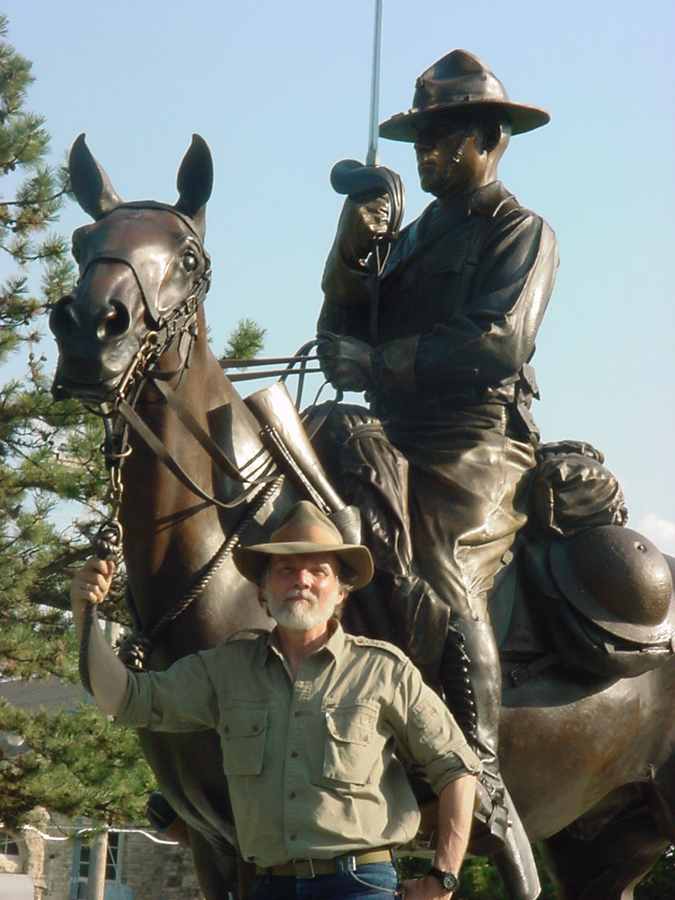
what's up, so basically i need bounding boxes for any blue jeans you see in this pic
[249,862,400,899]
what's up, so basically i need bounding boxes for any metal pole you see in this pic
[365,0,383,166]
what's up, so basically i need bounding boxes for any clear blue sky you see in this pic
[4,0,675,550]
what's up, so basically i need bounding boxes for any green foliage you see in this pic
[0,700,155,826]
[221,317,266,363]
[0,16,151,829]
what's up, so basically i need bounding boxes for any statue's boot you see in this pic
[442,618,541,900]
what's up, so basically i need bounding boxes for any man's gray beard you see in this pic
[262,585,339,631]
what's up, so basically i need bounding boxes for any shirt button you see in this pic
[289,791,296,799]
[291,751,298,758]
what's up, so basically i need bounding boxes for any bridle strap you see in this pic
[116,397,273,510]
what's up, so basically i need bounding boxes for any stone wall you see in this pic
[2,819,206,900]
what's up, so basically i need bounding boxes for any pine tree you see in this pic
[220,317,266,364]
[0,15,153,829]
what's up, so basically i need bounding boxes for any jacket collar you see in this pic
[384,181,515,278]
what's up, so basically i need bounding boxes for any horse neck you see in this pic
[119,307,266,610]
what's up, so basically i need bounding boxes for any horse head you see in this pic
[50,134,214,402]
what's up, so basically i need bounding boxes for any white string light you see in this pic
[20,825,178,846]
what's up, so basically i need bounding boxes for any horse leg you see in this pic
[540,807,669,900]
[187,825,240,899]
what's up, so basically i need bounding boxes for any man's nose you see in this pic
[293,568,313,588]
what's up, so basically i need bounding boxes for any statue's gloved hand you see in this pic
[317,331,374,392]
[336,195,391,264]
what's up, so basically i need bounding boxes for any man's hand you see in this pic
[317,332,373,392]
[70,558,115,616]
[401,874,452,899]
[337,194,391,263]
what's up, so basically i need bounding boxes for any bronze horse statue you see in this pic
[50,135,675,900]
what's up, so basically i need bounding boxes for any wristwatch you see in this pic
[428,866,459,893]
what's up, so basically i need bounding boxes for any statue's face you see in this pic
[414,123,485,199]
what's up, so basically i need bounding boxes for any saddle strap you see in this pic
[117,397,272,510]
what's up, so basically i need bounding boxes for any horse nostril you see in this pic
[97,300,130,341]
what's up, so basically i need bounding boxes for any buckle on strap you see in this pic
[335,854,357,874]
[292,858,316,878]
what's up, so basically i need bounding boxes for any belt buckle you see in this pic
[292,858,315,879]
[335,853,357,874]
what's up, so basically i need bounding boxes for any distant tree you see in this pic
[0,15,154,829]
[0,701,154,827]
[220,317,266,364]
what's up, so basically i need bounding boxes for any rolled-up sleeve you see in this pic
[386,660,481,794]
[116,652,219,733]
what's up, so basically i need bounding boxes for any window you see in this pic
[0,831,19,855]
[78,832,121,882]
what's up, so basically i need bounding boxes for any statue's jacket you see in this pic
[320,180,559,431]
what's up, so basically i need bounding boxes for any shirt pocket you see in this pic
[220,704,268,777]
[322,703,380,785]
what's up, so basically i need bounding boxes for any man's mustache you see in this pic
[285,589,314,602]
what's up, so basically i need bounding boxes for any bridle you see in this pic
[73,214,286,686]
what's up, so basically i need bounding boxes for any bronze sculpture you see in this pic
[49,134,675,900]
[318,49,558,892]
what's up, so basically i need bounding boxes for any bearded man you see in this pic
[71,501,479,899]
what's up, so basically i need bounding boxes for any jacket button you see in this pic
[289,792,296,799]
[291,751,299,758]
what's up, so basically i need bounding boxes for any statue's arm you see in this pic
[318,195,392,344]
[374,211,559,392]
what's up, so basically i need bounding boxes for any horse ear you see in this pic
[68,134,123,220]
[175,134,213,239]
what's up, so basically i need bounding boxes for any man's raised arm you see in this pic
[70,558,129,716]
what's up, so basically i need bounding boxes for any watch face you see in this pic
[430,867,458,891]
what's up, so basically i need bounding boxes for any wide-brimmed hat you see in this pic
[233,501,374,590]
[379,49,550,143]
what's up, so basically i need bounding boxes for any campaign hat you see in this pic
[379,49,550,142]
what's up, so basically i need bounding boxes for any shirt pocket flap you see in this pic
[325,706,377,745]
[221,705,268,777]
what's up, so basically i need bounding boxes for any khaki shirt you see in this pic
[117,623,480,867]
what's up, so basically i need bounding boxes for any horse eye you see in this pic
[182,251,199,273]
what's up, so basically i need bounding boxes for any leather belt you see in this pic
[257,848,393,878]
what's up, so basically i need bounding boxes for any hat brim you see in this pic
[233,541,374,591]
[379,100,550,142]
